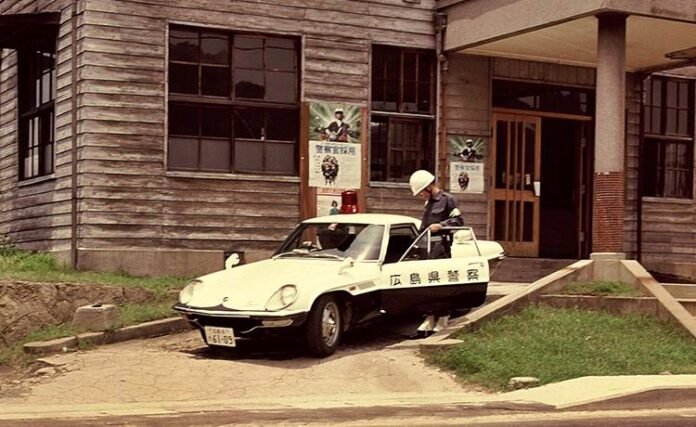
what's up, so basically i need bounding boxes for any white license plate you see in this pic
[204,326,236,347]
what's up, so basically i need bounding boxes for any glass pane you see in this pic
[651,107,661,133]
[266,109,298,141]
[678,110,688,135]
[652,79,662,106]
[264,142,295,174]
[41,71,51,104]
[372,50,385,79]
[667,81,678,108]
[200,33,229,64]
[494,200,506,241]
[523,202,533,242]
[384,49,399,81]
[201,66,230,96]
[418,53,432,83]
[372,77,385,104]
[169,104,198,135]
[267,37,295,49]
[402,81,416,112]
[200,139,230,171]
[201,106,230,137]
[370,116,388,182]
[524,122,536,189]
[170,29,199,62]
[385,78,398,110]
[234,108,264,139]
[679,82,689,108]
[234,69,265,99]
[168,137,199,169]
[169,63,198,94]
[234,36,263,69]
[265,71,295,102]
[266,46,295,71]
[495,121,508,189]
[418,83,431,112]
[403,52,416,81]
[235,140,263,172]
[666,108,677,134]
[42,142,53,175]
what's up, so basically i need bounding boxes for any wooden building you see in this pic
[0,0,694,279]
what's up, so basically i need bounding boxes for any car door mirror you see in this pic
[225,253,241,270]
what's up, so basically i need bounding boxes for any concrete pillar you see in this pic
[592,13,627,255]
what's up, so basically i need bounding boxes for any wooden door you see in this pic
[490,113,541,257]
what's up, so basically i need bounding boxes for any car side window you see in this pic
[383,225,417,264]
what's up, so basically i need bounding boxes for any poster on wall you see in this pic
[308,102,362,189]
[316,193,343,217]
[448,136,486,194]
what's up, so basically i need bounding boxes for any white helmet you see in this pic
[409,170,435,196]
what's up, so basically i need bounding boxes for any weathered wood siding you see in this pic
[443,53,491,237]
[0,0,74,251]
[623,73,642,259]
[70,0,435,256]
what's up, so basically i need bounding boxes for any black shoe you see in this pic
[405,330,432,340]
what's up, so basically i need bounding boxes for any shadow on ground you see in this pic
[179,314,425,363]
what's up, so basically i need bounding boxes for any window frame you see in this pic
[370,44,436,184]
[167,25,301,176]
[17,49,56,182]
[641,75,695,199]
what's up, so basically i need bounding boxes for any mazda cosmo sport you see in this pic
[173,214,505,357]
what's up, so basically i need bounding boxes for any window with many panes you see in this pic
[370,45,435,182]
[642,76,694,199]
[18,49,55,180]
[168,26,299,174]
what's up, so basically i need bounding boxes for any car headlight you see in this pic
[265,285,298,311]
[179,279,202,305]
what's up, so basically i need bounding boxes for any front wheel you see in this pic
[305,294,342,357]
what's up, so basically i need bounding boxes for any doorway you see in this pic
[491,112,592,259]
[539,118,591,258]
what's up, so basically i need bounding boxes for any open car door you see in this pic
[378,227,501,315]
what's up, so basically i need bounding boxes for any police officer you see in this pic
[409,169,464,337]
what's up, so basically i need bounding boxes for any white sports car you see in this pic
[173,213,504,357]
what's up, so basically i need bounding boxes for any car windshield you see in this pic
[275,223,385,261]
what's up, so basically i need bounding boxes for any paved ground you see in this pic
[0,315,489,408]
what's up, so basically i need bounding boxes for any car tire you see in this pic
[305,294,342,358]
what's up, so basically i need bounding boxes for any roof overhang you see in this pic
[0,12,59,52]
[439,0,696,73]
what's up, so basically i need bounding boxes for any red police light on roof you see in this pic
[340,190,358,214]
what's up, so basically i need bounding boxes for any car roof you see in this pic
[303,213,420,226]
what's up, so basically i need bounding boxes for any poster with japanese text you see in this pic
[308,102,362,189]
[309,141,362,188]
[449,162,484,194]
[448,136,486,194]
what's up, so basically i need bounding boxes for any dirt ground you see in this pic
[0,316,487,408]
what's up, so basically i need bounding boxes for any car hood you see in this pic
[185,258,376,311]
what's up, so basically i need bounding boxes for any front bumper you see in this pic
[173,303,309,337]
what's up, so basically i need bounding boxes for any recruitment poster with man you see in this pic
[308,103,362,189]
[449,135,486,194]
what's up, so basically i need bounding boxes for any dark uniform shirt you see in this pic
[420,190,464,232]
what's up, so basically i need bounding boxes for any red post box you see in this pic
[340,190,358,214]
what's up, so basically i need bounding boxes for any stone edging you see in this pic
[23,317,193,355]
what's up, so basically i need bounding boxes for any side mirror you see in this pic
[225,253,241,270]
[338,257,354,275]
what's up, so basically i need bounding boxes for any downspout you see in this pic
[70,0,78,269]
[434,12,447,186]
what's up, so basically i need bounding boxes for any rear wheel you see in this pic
[305,294,342,357]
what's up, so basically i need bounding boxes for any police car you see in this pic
[173,214,504,357]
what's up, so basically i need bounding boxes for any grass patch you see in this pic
[0,300,177,367]
[560,280,643,297]
[428,305,696,391]
[0,246,189,297]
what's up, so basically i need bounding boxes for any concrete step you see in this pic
[491,258,577,283]
[662,283,696,299]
